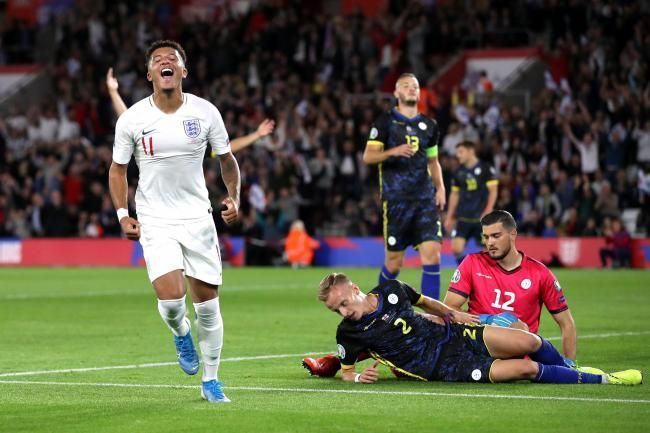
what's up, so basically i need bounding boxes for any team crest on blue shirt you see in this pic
[183,119,201,138]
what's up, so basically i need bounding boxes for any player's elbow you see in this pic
[108,162,127,179]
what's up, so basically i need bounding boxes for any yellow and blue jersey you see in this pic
[335,280,450,381]
[451,161,498,221]
[367,108,440,201]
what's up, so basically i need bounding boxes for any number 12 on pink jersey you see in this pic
[490,288,515,311]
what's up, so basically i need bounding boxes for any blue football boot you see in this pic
[201,380,231,403]
[173,317,199,375]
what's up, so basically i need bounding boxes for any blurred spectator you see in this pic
[535,183,562,222]
[0,0,646,246]
[599,218,632,268]
[42,190,70,237]
[580,217,600,237]
[638,165,650,235]
[541,216,558,238]
[594,181,620,220]
[284,219,320,268]
[633,120,650,166]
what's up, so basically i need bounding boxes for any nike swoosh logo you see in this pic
[142,129,156,135]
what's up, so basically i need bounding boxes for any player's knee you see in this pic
[523,334,542,353]
[419,248,441,265]
[519,360,539,379]
[194,298,221,330]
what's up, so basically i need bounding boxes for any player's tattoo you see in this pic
[218,152,241,206]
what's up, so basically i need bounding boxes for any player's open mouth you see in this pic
[161,68,174,77]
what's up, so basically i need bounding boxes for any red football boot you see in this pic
[302,354,341,377]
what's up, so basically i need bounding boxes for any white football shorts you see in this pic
[139,215,222,285]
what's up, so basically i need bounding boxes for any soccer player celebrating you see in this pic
[106,67,275,152]
[443,210,578,363]
[444,140,498,264]
[108,40,239,402]
[363,73,445,300]
[318,273,641,385]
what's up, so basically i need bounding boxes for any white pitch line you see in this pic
[1,330,647,378]
[0,352,329,378]
[0,283,310,300]
[546,331,650,341]
[0,380,647,405]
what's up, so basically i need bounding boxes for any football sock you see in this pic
[529,337,566,366]
[534,363,602,384]
[157,297,190,337]
[378,265,399,285]
[194,297,223,382]
[421,264,440,299]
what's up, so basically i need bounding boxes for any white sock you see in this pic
[157,297,190,337]
[194,297,223,382]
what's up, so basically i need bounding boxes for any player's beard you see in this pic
[489,243,510,260]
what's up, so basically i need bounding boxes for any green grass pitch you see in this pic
[0,267,649,432]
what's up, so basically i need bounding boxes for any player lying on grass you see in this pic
[303,210,578,376]
[316,272,642,385]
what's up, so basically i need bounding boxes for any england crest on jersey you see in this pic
[183,119,201,138]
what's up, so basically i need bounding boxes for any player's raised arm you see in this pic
[106,68,128,117]
[230,119,275,153]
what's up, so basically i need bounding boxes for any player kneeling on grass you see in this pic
[315,273,642,385]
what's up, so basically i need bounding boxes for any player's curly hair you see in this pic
[145,40,187,68]
[318,273,350,302]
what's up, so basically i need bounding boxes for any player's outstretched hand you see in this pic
[257,119,275,137]
[120,217,141,241]
[449,310,481,325]
[359,361,381,384]
[391,143,415,158]
[220,197,239,225]
[106,68,119,92]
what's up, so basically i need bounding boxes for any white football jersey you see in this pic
[113,93,230,224]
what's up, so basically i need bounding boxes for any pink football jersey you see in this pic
[448,251,568,333]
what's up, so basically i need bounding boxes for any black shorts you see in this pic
[452,220,483,243]
[431,323,494,383]
[383,199,441,251]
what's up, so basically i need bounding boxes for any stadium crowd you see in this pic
[0,0,648,257]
